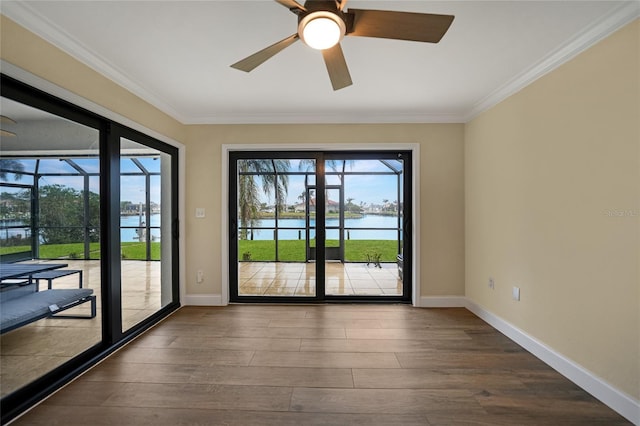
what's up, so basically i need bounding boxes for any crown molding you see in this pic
[184,111,465,125]
[2,2,638,125]
[1,1,190,124]
[463,1,640,122]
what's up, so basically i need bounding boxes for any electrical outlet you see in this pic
[196,270,204,283]
[488,277,495,290]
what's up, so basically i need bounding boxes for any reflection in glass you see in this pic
[233,155,405,299]
[236,158,316,297]
[0,185,33,260]
[120,139,172,332]
[325,157,404,297]
[0,96,102,397]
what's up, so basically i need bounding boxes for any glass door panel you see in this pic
[324,155,406,298]
[234,157,317,299]
[120,138,173,332]
[0,184,33,262]
[0,96,102,397]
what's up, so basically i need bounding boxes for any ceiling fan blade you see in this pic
[231,34,299,72]
[275,0,306,13]
[347,9,454,43]
[0,115,17,125]
[321,43,352,91]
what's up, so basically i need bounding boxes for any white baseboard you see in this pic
[465,299,640,425]
[418,296,467,308]
[182,294,226,306]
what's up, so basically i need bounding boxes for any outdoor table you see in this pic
[0,263,69,282]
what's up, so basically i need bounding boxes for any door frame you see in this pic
[222,143,421,305]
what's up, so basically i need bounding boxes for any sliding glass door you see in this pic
[229,151,411,302]
[0,94,104,402]
[0,75,180,423]
[118,133,178,333]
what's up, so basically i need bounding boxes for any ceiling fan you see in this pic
[0,115,17,138]
[231,0,454,91]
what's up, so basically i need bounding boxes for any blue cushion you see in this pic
[0,283,37,302]
[0,288,94,331]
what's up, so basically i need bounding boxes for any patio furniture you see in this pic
[17,269,83,290]
[0,263,69,281]
[0,263,95,334]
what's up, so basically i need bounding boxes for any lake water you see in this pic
[121,214,161,242]
[243,215,402,241]
[0,216,161,243]
[2,214,402,244]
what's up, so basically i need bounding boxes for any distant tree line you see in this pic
[1,184,101,245]
[38,184,100,244]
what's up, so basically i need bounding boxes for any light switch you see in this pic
[512,286,520,301]
[195,208,205,218]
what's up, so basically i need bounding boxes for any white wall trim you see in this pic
[465,299,640,425]
[187,112,464,125]
[464,1,640,122]
[418,296,467,308]
[410,143,420,307]
[221,143,420,305]
[1,1,189,124]
[413,297,639,424]
[183,294,225,307]
[220,147,230,306]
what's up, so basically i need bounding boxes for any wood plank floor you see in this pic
[13,305,631,425]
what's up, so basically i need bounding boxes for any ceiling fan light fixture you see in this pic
[0,116,17,138]
[299,11,345,50]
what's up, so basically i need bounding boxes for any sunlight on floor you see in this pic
[238,262,402,296]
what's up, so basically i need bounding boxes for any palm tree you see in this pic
[0,159,25,181]
[237,159,290,240]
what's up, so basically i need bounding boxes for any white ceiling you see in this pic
[2,1,638,124]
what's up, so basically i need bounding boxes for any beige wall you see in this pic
[465,20,639,399]
[184,124,465,299]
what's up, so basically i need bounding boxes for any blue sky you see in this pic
[6,158,160,205]
[6,158,402,207]
[261,159,403,206]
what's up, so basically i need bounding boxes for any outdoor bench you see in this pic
[0,282,96,334]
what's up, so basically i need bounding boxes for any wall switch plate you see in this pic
[195,208,205,218]
[512,286,520,301]
[196,270,204,283]
[488,277,495,289]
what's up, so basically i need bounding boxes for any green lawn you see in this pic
[2,239,397,263]
[238,239,399,262]
[0,242,161,260]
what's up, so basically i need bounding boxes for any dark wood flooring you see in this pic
[13,305,631,425]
